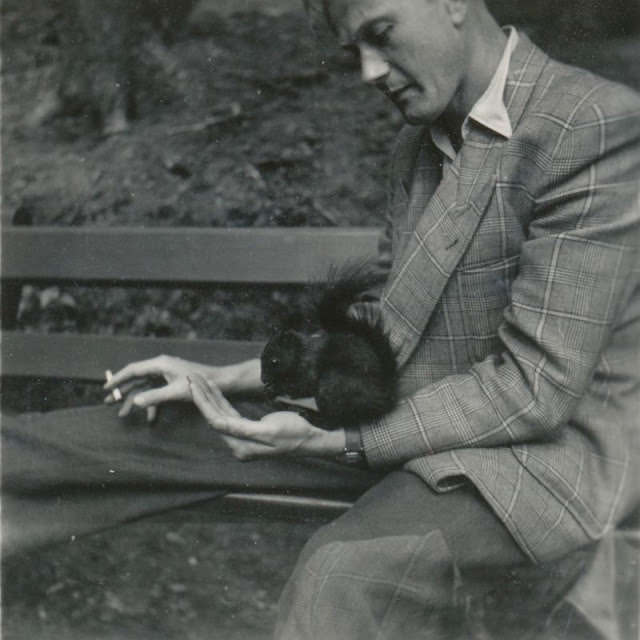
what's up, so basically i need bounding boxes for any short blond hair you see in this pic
[302,0,339,34]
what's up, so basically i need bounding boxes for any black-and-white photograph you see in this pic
[2,1,639,638]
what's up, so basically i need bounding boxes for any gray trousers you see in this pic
[2,402,597,638]
[275,471,596,640]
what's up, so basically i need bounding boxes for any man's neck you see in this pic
[442,16,507,137]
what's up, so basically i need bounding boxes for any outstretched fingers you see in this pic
[103,357,166,391]
[187,375,271,445]
[187,374,239,416]
[103,377,148,405]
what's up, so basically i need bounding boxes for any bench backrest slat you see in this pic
[2,227,380,285]
[1,226,381,380]
[2,332,263,380]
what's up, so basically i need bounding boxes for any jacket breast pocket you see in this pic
[456,255,520,358]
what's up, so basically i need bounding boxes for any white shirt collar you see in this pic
[430,27,519,162]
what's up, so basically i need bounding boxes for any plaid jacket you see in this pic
[361,34,640,562]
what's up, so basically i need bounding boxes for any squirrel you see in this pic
[260,262,398,429]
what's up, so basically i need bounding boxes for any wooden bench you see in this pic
[1,225,379,519]
[2,225,638,637]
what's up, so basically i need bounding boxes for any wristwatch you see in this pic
[336,427,367,467]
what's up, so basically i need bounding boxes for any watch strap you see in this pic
[338,427,366,466]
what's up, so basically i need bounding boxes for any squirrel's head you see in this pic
[260,329,306,397]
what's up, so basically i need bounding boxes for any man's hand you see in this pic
[103,355,196,421]
[103,355,249,422]
[187,373,345,460]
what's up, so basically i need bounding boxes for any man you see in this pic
[4,0,640,637]
[195,0,639,636]
[114,1,640,635]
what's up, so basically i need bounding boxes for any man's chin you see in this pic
[397,110,429,126]
[393,101,436,126]
[401,111,425,125]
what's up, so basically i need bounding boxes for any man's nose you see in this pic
[360,46,390,85]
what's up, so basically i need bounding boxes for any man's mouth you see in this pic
[387,85,415,101]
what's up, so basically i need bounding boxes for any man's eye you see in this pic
[369,25,392,47]
[343,44,361,61]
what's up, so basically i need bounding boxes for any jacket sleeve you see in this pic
[362,88,640,467]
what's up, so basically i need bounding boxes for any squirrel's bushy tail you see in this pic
[314,261,398,417]
[314,260,386,331]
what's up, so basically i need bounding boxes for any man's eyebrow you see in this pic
[339,14,395,48]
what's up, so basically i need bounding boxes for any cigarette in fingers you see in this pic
[105,370,123,401]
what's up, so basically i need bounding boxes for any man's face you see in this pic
[325,0,467,124]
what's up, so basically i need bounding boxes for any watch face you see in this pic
[340,450,365,466]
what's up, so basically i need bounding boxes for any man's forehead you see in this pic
[323,0,398,39]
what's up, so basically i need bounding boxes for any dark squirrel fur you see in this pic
[260,262,398,429]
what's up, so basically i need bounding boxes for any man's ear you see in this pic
[444,0,469,27]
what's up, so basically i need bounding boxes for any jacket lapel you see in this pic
[382,33,548,367]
